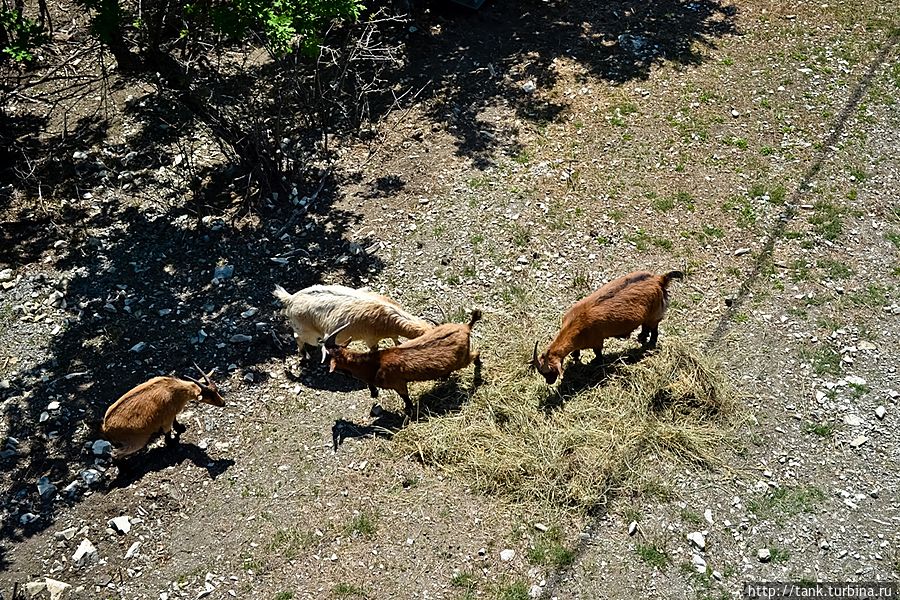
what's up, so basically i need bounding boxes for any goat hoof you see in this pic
[370,403,384,418]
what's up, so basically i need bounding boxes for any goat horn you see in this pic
[531,342,539,369]
[192,361,213,385]
[322,323,351,348]
[321,345,329,364]
[184,374,211,393]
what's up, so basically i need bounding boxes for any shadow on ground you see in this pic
[404,0,738,166]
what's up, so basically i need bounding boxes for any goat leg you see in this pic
[369,384,379,398]
[571,349,581,362]
[637,325,649,344]
[172,417,187,435]
[590,339,605,363]
[648,326,659,347]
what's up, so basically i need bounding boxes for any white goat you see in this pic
[273,284,432,354]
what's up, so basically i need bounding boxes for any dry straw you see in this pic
[394,338,739,512]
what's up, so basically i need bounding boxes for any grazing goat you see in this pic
[533,270,683,384]
[101,365,224,458]
[323,310,483,414]
[273,284,432,355]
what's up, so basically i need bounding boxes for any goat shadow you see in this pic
[540,343,655,413]
[331,376,478,451]
[106,441,235,489]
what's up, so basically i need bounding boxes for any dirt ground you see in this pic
[1,0,899,598]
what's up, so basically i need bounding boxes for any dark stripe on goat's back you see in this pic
[591,272,653,305]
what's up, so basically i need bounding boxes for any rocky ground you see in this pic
[1,0,899,598]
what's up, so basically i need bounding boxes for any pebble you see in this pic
[704,509,713,524]
[734,247,751,256]
[130,342,147,353]
[55,527,77,540]
[691,553,707,573]
[500,549,515,561]
[849,436,868,448]
[45,578,72,600]
[0,268,13,282]
[758,548,771,562]
[109,516,131,534]
[19,512,39,525]
[534,523,548,532]
[875,406,886,420]
[80,468,102,486]
[731,109,740,117]
[687,531,706,550]
[92,440,112,455]
[37,476,57,499]
[125,541,141,559]
[26,581,47,596]
[213,265,234,280]
[628,521,638,536]
[529,584,543,598]
[522,80,537,93]
[73,538,98,566]
[229,334,252,343]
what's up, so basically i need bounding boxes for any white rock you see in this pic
[845,375,866,385]
[522,80,537,93]
[758,548,771,562]
[687,531,706,550]
[19,512,39,524]
[37,477,57,499]
[628,521,638,536]
[843,414,862,426]
[80,469,101,485]
[875,406,886,420]
[0,268,13,282]
[691,553,707,573]
[534,523,548,532]
[125,541,141,559]
[529,584,543,598]
[704,509,713,524]
[500,549,516,561]
[92,440,112,455]
[108,516,131,534]
[25,581,47,597]
[55,527,77,540]
[734,247,751,256]
[241,308,258,318]
[73,538,98,566]
[45,578,72,600]
[731,109,740,117]
[47,401,60,410]
[857,340,876,351]
[849,436,868,448]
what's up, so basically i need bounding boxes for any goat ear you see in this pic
[328,359,336,373]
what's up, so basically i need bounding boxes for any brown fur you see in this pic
[535,271,683,384]
[101,376,225,458]
[326,310,483,413]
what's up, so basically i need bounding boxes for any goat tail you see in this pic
[468,309,483,328]
[272,285,292,304]
[661,270,684,287]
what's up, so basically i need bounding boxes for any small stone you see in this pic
[213,265,234,280]
[704,509,713,524]
[843,414,862,426]
[20,512,39,525]
[857,340,876,351]
[687,531,706,550]
[500,549,515,561]
[229,334,252,343]
[845,375,866,385]
[45,578,71,600]
[37,476,57,499]
[758,548,771,562]
[692,553,707,573]
[129,342,146,353]
[522,80,537,93]
[534,523,549,532]
[529,584,543,598]
[72,151,87,160]
[628,521,638,536]
[734,247,751,256]
[47,401,60,410]
[731,109,740,117]
[25,581,47,597]
[125,541,141,559]
[92,440,112,456]
[55,527,77,540]
[108,516,131,534]
[849,435,868,448]
[241,308,258,318]
[73,539,98,566]
[0,268,13,282]
[80,468,102,486]
[875,406,886,420]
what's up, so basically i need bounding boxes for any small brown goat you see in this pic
[323,310,483,414]
[101,365,224,458]
[533,270,683,384]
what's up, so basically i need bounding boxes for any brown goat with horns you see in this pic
[533,270,683,384]
[101,364,225,458]
[323,310,483,414]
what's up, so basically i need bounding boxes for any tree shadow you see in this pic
[0,161,383,544]
[403,0,738,166]
[108,442,235,489]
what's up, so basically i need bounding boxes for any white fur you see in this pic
[273,284,431,351]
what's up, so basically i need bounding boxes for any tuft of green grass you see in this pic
[527,526,576,567]
[269,528,316,559]
[275,592,295,600]
[748,486,825,522]
[800,346,841,376]
[760,145,775,156]
[510,223,531,247]
[680,509,704,525]
[636,542,671,568]
[809,200,846,241]
[653,195,676,212]
[344,511,377,538]
[885,231,900,249]
[769,547,791,563]
[804,422,835,438]
[451,572,477,591]
[817,258,853,279]
[395,341,738,512]
[332,583,367,599]
[846,284,889,307]
[495,580,530,600]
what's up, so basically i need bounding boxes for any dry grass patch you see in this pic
[395,339,738,512]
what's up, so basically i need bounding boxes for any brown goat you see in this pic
[101,365,224,458]
[323,310,483,414]
[533,270,683,384]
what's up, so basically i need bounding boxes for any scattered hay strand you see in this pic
[394,338,739,512]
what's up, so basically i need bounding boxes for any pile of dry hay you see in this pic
[394,339,739,512]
